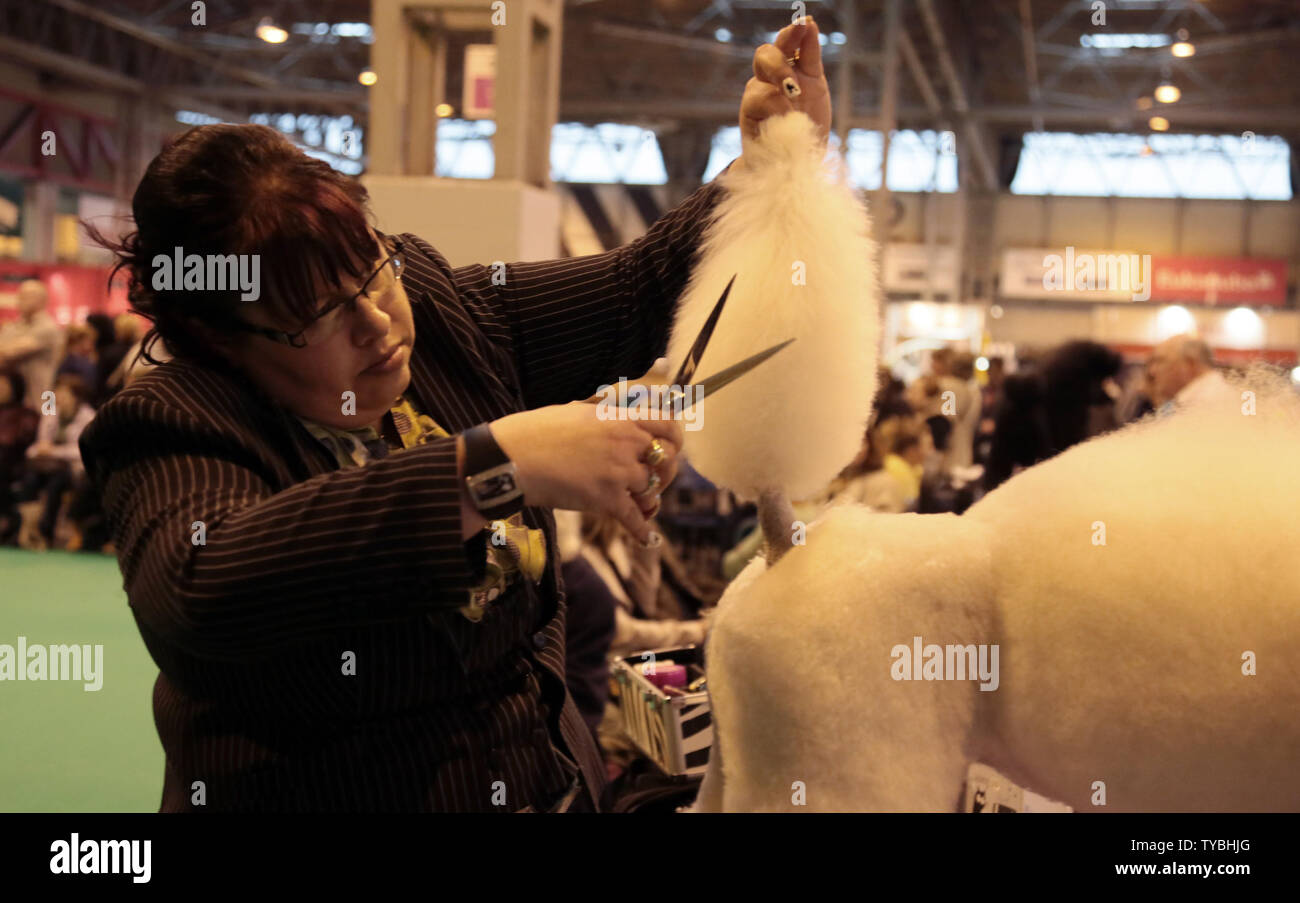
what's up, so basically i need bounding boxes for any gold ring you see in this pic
[645,438,666,467]
[786,48,800,67]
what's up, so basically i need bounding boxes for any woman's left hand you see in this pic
[737,16,833,161]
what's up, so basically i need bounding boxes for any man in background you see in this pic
[1147,334,1235,413]
[0,280,63,408]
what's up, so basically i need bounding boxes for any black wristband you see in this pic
[463,423,524,520]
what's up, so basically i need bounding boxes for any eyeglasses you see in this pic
[233,237,407,348]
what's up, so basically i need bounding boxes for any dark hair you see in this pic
[949,351,976,381]
[0,367,26,406]
[85,124,376,365]
[54,372,92,408]
[1040,340,1123,451]
[85,313,116,352]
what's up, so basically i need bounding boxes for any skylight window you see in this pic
[1010,132,1292,200]
[703,127,958,192]
[1079,33,1171,49]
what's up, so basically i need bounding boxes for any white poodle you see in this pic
[676,112,1300,813]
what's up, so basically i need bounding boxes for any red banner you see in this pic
[1149,256,1289,306]
[0,262,130,326]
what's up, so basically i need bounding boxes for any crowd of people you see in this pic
[0,270,1253,798]
[0,278,147,551]
[0,277,1244,562]
[708,334,1241,586]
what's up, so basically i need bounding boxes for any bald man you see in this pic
[0,280,63,408]
[1147,334,1234,413]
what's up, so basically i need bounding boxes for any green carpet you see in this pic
[0,548,164,812]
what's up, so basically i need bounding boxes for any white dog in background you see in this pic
[677,113,1300,813]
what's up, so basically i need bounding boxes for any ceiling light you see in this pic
[1154,83,1181,103]
[1171,41,1195,57]
[1149,116,1170,132]
[256,18,289,44]
[435,103,453,118]
[714,28,732,43]
[358,69,378,86]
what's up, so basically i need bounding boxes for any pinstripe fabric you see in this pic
[78,173,728,813]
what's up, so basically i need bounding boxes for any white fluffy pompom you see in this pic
[667,111,879,501]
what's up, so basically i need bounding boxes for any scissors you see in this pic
[598,274,795,416]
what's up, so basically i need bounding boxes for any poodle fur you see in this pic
[695,372,1300,811]
[667,111,879,503]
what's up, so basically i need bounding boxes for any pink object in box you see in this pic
[641,663,687,689]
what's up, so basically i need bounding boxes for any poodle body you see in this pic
[697,383,1300,811]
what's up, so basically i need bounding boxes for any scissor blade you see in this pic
[662,338,795,413]
[694,338,794,400]
[673,274,737,387]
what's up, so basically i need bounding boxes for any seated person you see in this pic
[0,368,39,544]
[18,373,95,548]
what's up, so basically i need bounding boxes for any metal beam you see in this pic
[897,31,941,115]
[0,33,245,124]
[43,0,283,89]
[1038,27,1300,64]
[0,32,144,95]
[916,0,970,114]
[589,22,756,60]
[915,0,997,189]
[1018,0,1044,131]
[875,0,901,245]
[560,99,1300,132]
[835,0,857,146]
[181,85,366,110]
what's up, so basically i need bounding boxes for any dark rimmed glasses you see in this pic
[233,236,407,348]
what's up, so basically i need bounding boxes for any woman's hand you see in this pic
[490,387,683,543]
[738,16,832,162]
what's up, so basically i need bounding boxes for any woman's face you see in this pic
[218,232,416,429]
[55,384,78,417]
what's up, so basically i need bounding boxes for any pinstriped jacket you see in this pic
[78,176,727,812]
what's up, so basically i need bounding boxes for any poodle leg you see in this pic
[758,488,795,565]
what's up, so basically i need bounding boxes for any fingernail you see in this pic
[640,531,662,549]
[783,77,801,98]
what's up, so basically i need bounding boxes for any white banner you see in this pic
[882,243,960,296]
[1000,247,1151,302]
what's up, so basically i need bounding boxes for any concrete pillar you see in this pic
[874,0,901,248]
[364,0,564,264]
[406,23,444,176]
[22,181,56,262]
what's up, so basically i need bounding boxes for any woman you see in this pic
[20,372,96,549]
[79,19,832,812]
[0,368,39,544]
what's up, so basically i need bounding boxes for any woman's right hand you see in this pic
[490,401,683,543]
